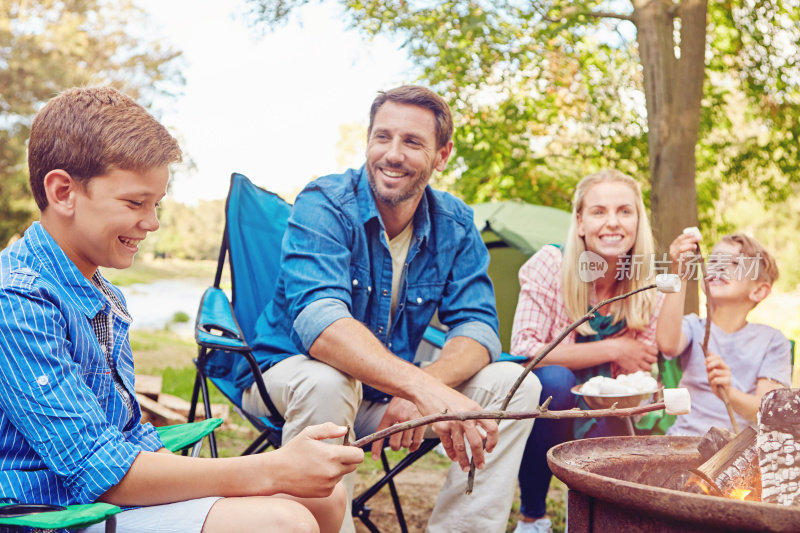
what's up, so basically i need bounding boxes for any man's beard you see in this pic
[366,163,431,207]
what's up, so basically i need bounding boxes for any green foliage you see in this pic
[0,0,184,245]
[170,311,191,324]
[247,0,800,239]
[141,199,226,261]
[102,256,218,286]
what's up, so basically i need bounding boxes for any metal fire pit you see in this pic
[548,436,800,532]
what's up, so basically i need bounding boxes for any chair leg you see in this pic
[104,514,117,533]
[241,429,274,456]
[198,376,219,458]
[352,439,439,533]
[381,449,408,533]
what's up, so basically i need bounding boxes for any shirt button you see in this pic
[37,375,49,386]
[367,286,372,292]
[352,279,359,286]
[378,326,384,333]
[382,289,388,296]
[416,297,423,304]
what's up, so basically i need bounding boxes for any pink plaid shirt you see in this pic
[510,245,661,376]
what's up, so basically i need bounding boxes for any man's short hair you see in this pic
[368,85,453,149]
[28,87,182,210]
[720,233,779,285]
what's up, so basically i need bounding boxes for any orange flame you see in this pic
[728,488,751,500]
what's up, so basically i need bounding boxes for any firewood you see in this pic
[134,374,163,401]
[697,426,736,462]
[691,425,760,499]
[137,393,187,426]
[758,388,800,506]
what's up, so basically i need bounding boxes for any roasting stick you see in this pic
[691,231,739,433]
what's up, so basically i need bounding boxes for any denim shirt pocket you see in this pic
[349,264,373,318]
[405,282,444,324]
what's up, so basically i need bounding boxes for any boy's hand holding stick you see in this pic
[685,227,740,432]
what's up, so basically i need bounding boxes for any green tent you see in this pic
[471,201,572,352]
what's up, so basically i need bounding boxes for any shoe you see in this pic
[513,517,553,533]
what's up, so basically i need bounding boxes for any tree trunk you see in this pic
[633,0,707,314]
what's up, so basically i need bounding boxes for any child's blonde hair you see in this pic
[718,234,779,285]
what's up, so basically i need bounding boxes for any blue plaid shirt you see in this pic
[241,166,501,401]
[0,222,163,505]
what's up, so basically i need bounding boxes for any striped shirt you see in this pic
[0,222,163,505]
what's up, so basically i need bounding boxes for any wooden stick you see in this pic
[696,243,740,433]
[464,283,659,491]
[498,283,658,412]
[351,400,668,449]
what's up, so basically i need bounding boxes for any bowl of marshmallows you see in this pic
[571,371,660,409]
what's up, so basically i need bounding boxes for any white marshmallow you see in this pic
[656,273,681,293]
[682,226,702,241]
[664,388,691,415]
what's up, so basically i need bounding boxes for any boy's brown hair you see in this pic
[28,87,182,210]
[719,233,779,285]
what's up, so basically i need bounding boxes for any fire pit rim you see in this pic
[547,435,800,533]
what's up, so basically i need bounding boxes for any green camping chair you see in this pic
[0,419,222,532]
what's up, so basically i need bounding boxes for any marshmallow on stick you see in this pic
[682,226,702,241]
[656,273,681,293]
[664,388,691,415]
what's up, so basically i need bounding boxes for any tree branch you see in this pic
[499,282,658,411]
[351,400,667,449]
[696,243,739,432]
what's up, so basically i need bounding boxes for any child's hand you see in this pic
[705,351,731,398]
[668,232,701,279]
[271,423,363,498]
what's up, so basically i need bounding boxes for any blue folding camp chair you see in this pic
[189,173,437,532]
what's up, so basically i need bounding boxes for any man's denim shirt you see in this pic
[239,166,501,402]
[0,222,163,505]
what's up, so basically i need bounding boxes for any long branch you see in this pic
[696,243,739,432]
[499,282,657,411]
[351,401,667,449]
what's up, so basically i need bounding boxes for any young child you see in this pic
[656,232,791,435]
[0,87,362,533]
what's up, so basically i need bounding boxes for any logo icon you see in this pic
[578,251,608,282]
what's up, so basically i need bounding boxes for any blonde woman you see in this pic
[510,169,663,533]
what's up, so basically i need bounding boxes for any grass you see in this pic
[103,257,224,286]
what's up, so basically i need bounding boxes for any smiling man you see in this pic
[240,85,542,533]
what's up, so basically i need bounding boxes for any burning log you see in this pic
[691,426,761,500]
[758,388,800,506]
[697,426,736,462]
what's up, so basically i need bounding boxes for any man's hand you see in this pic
[411,381,498,472]
[705,351,731,398]
[370,397,426,460]
[271,423,363,498]
[611,333,658,373]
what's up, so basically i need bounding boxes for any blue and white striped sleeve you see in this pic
[0,282,141,502]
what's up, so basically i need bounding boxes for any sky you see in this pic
[133,0,416,204]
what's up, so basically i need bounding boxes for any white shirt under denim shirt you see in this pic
[0,222,163,505]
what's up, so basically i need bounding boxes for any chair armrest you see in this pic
[157,418,224,453]
[0,503,121,529]
[195,287,249,351]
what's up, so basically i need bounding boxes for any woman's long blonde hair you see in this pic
[561,169,658,335]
